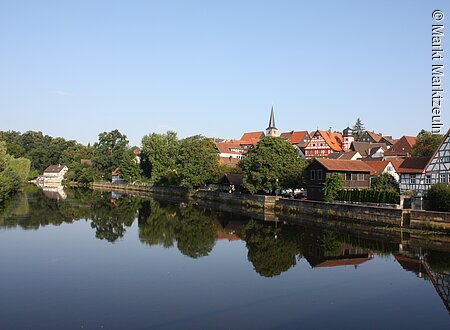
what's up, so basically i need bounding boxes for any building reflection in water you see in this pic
[41,185,67,201]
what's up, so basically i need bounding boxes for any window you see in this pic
[317,170,323,180]
[410,174,416,184]
[310,170,315,180]
[357,173,365,181]
[426,175,431,184]
[345,173,352,181]
[440,173,446,183]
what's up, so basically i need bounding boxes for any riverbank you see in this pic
[90,182,450,232]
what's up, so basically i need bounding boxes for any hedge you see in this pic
[336,188,399,204]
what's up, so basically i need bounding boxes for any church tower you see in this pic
[266,106,278,137]
[342,126,354,151]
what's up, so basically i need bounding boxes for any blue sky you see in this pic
[0,0,448,146]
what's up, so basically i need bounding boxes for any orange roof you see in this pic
[317,130,344,152]
[396,157,431,174]
[315,158,375,173]
[280,131,310,145]
[240,131,264,141]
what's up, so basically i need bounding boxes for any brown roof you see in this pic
[350,142,388,157]
[384,136,417,156]
[365,131,383,143]
[363,160,390,175]
[313,257,372,268]
[240,131,264,141]
[396,157,431,174]
[220,173,243,185]
[388,157,406,171]
[214,141,245,155]
[315,158,375,173]
[327,151,360,160]
[44,164,67,173]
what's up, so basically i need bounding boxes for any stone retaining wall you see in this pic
[277,198,404,227]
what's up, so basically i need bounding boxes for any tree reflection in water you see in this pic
[138,200,220,258]
[238,220,303,277]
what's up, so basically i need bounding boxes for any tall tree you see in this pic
[119,150,142,182]
[141,131,179,183]
[176,135,219,189]
[352,118,365,140]
[238,137,308,194]
[412,130,443,157]
[93,129,129,177]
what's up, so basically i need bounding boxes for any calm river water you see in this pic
[0,185,449,329]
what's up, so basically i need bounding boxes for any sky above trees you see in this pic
[0,0,449,146]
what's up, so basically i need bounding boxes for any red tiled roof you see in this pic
[280,131,310,145]
[362,160,390,175]
[316,158,375,173]
[215,141,245,154]
[396,157,431,174]
[317,130,344,152]
[388,157,406,171]
[240,131,265,141]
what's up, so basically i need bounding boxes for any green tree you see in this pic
[428,183,450,212]
[412,130,443,157]
[119,150,142,182]
[141,131,179,183]
[323,173,343,202]
[175,135,219,189]
[371,173,399,192]
[93,129,129,178]
[239,137,307,194]
[352,118,365,140]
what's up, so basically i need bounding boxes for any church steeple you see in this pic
[266,106,278,137]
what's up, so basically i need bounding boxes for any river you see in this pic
[0,185,449,329]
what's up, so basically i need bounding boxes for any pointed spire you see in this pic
[267,106,277,130]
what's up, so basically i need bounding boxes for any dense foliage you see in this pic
[428,183,450,212]
[323,173,343,202]
[238,137,308,194]
[141,132,219,189]
[412,130,443,157]
[0,142,31,203]
[336,189,400,204]
[371,173,399,192]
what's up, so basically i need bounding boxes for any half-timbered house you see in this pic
[425,128,450,186]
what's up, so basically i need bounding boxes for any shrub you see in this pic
[428,183,450,212]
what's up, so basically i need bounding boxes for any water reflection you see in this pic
[1,186,449,316]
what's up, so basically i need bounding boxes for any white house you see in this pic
[37,164,68,186]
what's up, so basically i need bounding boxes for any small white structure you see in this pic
[37,164,68,186]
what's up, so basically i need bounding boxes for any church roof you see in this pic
[266,106,277,130]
